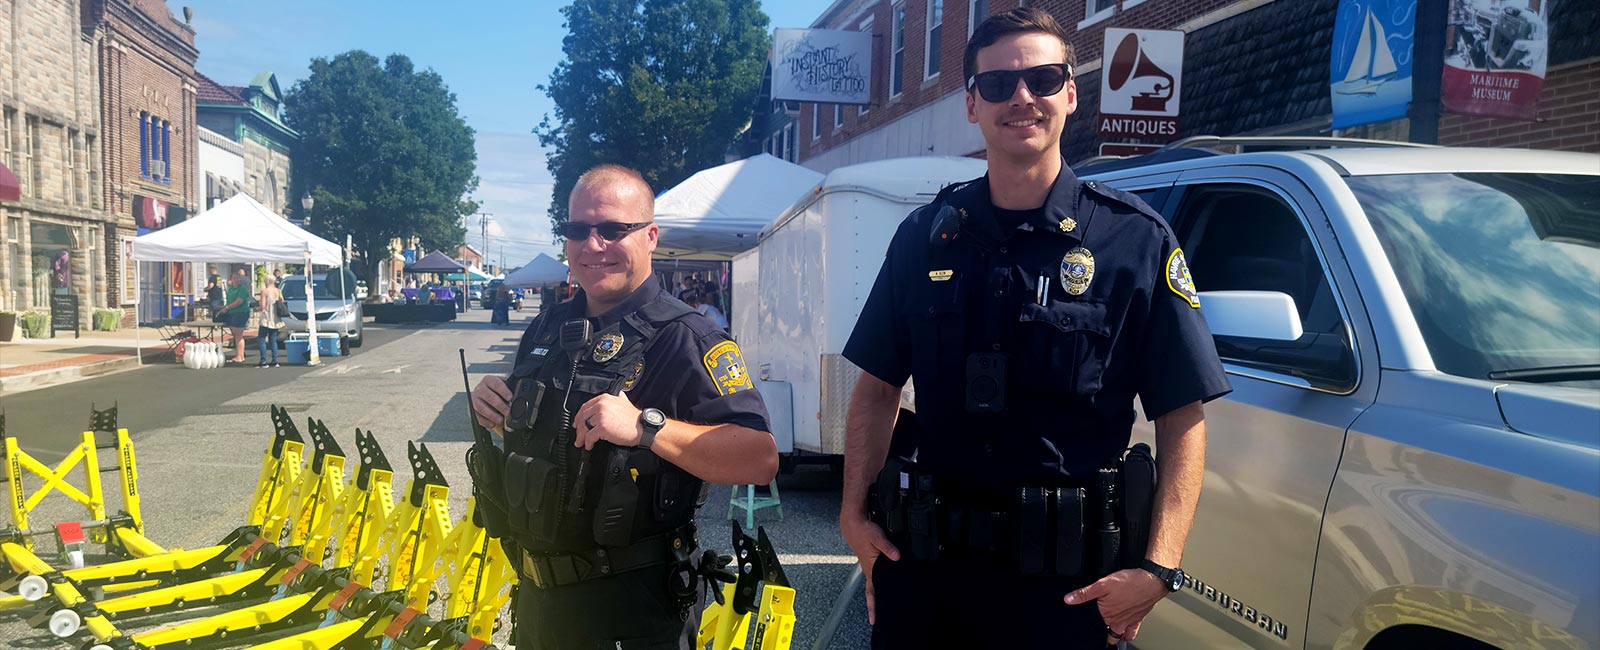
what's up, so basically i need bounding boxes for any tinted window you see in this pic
[1174,184,1355,390]
[1348,173,1600,384]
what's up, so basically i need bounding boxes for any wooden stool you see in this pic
[727,481,783,529]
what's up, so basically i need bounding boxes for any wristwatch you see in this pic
[638,408,666,449]
[1141,560,1186,593]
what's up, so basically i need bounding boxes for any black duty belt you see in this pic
[518,524,696,590]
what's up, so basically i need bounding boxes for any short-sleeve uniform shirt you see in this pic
[843,165,1230,490]
[512,276,770,437]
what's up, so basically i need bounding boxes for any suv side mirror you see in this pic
[1199,291,1303,341]
[1201,290,1357,392]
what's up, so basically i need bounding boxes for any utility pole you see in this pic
[477,212,494,270]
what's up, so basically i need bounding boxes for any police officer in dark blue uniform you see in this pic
[838,9,1231,649]
[471,164,779,650]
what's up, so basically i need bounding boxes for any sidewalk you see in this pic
[0,324,179,394]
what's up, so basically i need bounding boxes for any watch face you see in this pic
[1169,569,1185,592]
[643,408,666,427]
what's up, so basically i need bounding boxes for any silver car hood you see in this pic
[1495,384,1600,450]
[284,299,351,314]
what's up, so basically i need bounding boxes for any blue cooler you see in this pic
[285,335,311,365]
[314,333,342,356]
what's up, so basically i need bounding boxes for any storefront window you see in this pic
[5,218,21,310]
[29,222,72,307]
[86,226,99,309]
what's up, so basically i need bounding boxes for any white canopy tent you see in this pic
[653,153,824,261]
[504,253,569,288]
[131,193,344,365]
[132,194,343,265]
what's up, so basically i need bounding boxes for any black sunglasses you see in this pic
[557,221,651,242]
[966,63,1073,103]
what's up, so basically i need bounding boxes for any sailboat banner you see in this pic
[1330,0,1415,130]
[1441,0,1548,120]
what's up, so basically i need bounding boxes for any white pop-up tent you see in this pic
[504,253,569,288]
[132,193,344,365]
[653,153,824,260]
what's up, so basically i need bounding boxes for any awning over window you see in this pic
[0,162,19,202]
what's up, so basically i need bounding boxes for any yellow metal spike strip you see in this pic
[81,430,349,627]
[0,407,306,616]
[127,430,402,650]
[3,431,107,552]
[437,497,516,642]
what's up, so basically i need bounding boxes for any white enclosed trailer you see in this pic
[732,156,989,465]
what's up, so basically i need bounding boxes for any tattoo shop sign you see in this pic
[772,28,871,105]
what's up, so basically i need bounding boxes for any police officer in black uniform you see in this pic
[838,9,1231,649]
[471,164,779,650]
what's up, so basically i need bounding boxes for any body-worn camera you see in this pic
[506,375,546,432]
[966,352,1006,413]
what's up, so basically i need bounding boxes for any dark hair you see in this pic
[683,290,701,304]
[963,7,1075,87]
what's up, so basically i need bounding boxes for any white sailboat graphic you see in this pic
[1336,8,1401,95]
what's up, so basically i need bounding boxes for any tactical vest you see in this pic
[499,296,706,554]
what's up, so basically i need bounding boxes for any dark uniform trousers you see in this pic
[872,557,1110,650]
[515,564,703,650]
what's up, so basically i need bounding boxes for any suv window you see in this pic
[1348,173,1600,385]
[1172,183,1356,391]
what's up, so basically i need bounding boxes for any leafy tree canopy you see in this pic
[536,0,770,224]
[284,51,478,283]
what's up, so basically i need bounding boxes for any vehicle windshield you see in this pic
[280,274,356,301]
[1348,173,1600,383]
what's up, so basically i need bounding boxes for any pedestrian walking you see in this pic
[491,284,511,326]
[216,270,253,363]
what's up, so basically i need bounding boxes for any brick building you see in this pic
[779,0,1598,173]
[83,0,198,323]
[0,0,108,324]
[196,72,295,215]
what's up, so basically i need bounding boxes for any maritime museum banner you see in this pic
[1440,0,1549,120]
[1330,0,1415,130]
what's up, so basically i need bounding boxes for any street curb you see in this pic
[0,351,168,395]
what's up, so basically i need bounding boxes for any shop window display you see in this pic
[29,222,73,306]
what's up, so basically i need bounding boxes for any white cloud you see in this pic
[470,132,561,269]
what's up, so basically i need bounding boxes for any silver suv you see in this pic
[1081,139,1599,650]
[280,272,364,351]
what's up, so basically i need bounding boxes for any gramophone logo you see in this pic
[1099,28,1184,141]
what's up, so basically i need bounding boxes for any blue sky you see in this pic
[192,0,834,268]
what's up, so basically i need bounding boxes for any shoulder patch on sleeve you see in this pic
[703,340,755,396]
[1165,248,1201,308]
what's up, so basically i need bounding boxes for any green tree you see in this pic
[284,51,478,288]
[536,0,769,224]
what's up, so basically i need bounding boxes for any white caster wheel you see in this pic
[48,607,81,637]
[18,575,49,601]
[67,550,85,569]
[91,645,114,650]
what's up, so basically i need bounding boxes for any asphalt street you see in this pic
[0,307,870,650]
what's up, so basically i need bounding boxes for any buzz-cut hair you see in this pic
[963,8,1075,87]
[571,164,655,218]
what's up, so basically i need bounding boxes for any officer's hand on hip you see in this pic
[574,393,644,449]
[471,375,513,435]
[1064,568,1167,644]
[839,513,899,626]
